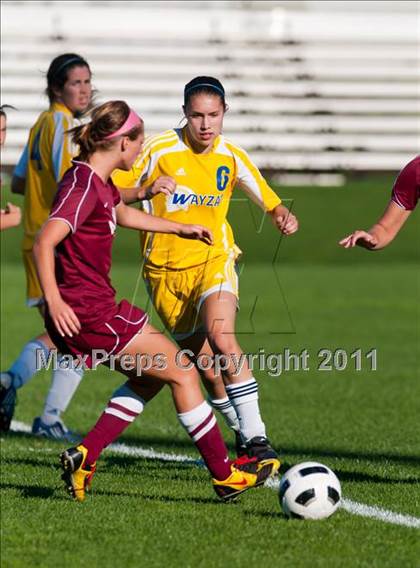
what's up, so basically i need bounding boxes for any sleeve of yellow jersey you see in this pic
[52,112,74,182]
[232,144,281,212]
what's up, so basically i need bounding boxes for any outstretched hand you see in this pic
[339,230,378,249]
[178,224,214,245]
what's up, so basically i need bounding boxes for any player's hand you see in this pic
[144,176,176,199]
[339,230,378,249]
[48,296,81,338]
[4,202,21,226]
[272,206,298,235]
[178,224,214,245]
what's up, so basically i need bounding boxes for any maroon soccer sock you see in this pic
[81,384,145,465]
[178,401,232,481]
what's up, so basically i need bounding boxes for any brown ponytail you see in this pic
[69,100,143,161]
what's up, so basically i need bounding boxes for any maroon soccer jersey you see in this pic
[391,156,420,211]
[49,160,121,328]
[47,160,147,367]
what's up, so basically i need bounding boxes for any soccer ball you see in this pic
[279,462,341,520]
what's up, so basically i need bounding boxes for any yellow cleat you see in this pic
[213,457,280,502]
[60,444,96,502]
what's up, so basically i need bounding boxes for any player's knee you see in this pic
[207,331,238,357]
[199,365,220,384]
[171,366,200,389]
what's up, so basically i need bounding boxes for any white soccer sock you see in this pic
[41,358,84,425]
[225,377,266,442]
[177,400,215,440]
[5,339,50,389]
[104,383,146,421]
[177,400,231,480]
[208,396,240,432]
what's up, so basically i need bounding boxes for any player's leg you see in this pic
[0,329,52,432]
[120,326,278,494]
[1,325,83,440]
[0,264,54,431]
[148,263,242,445]
[1,249,84,438]
[32,356,83,442]
[1,330,53,389]
[178,332,244,455]
[32,273,84,439]
[199,291,278,461]
[61,323,273,501]
[60,367,164,502]
[77,323,229,476]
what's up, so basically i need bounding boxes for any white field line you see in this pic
[10,420,32,433]
[8,420,197,463]
[265,478,420,529]
[340,499,420,529]
[109,441,198,463]
[8,420,420,529]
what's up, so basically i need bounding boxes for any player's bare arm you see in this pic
[11,174,26,195]
[0,203,21,230]
[33,220,81,337]
[115,201,213,245]
[269,204,299,235]
[339,200,411,250]
[117,176,176,204]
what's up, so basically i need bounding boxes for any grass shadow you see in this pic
[0,456,59,469]
[332,469,420,485]
[92,487,222,506]
[0,482,64,500]
[98,433,420,467]
[102,453,198,471]
[280,444,420,467]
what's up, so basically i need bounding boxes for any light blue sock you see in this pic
[41,359,84,425]
[8,339,50,389]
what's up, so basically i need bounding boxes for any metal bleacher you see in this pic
[1,1,419,172]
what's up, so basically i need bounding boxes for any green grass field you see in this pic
[1,175,419,567]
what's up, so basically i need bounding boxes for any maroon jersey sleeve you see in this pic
[49,166,98,232]
[391,156,420,211]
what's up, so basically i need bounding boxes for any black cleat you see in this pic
[234,454,281,487]
[213,457,280,502]
[245,436,279,461]
[60,445,96,502]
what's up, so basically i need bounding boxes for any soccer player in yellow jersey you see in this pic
[114,76,298,460]
[0,54,93,439]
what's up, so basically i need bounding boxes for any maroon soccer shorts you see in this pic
[45,299,148,369]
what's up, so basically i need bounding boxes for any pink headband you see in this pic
[104,109,143,139]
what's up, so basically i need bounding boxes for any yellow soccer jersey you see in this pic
[14,102,76,248]
[113,127,281,270]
